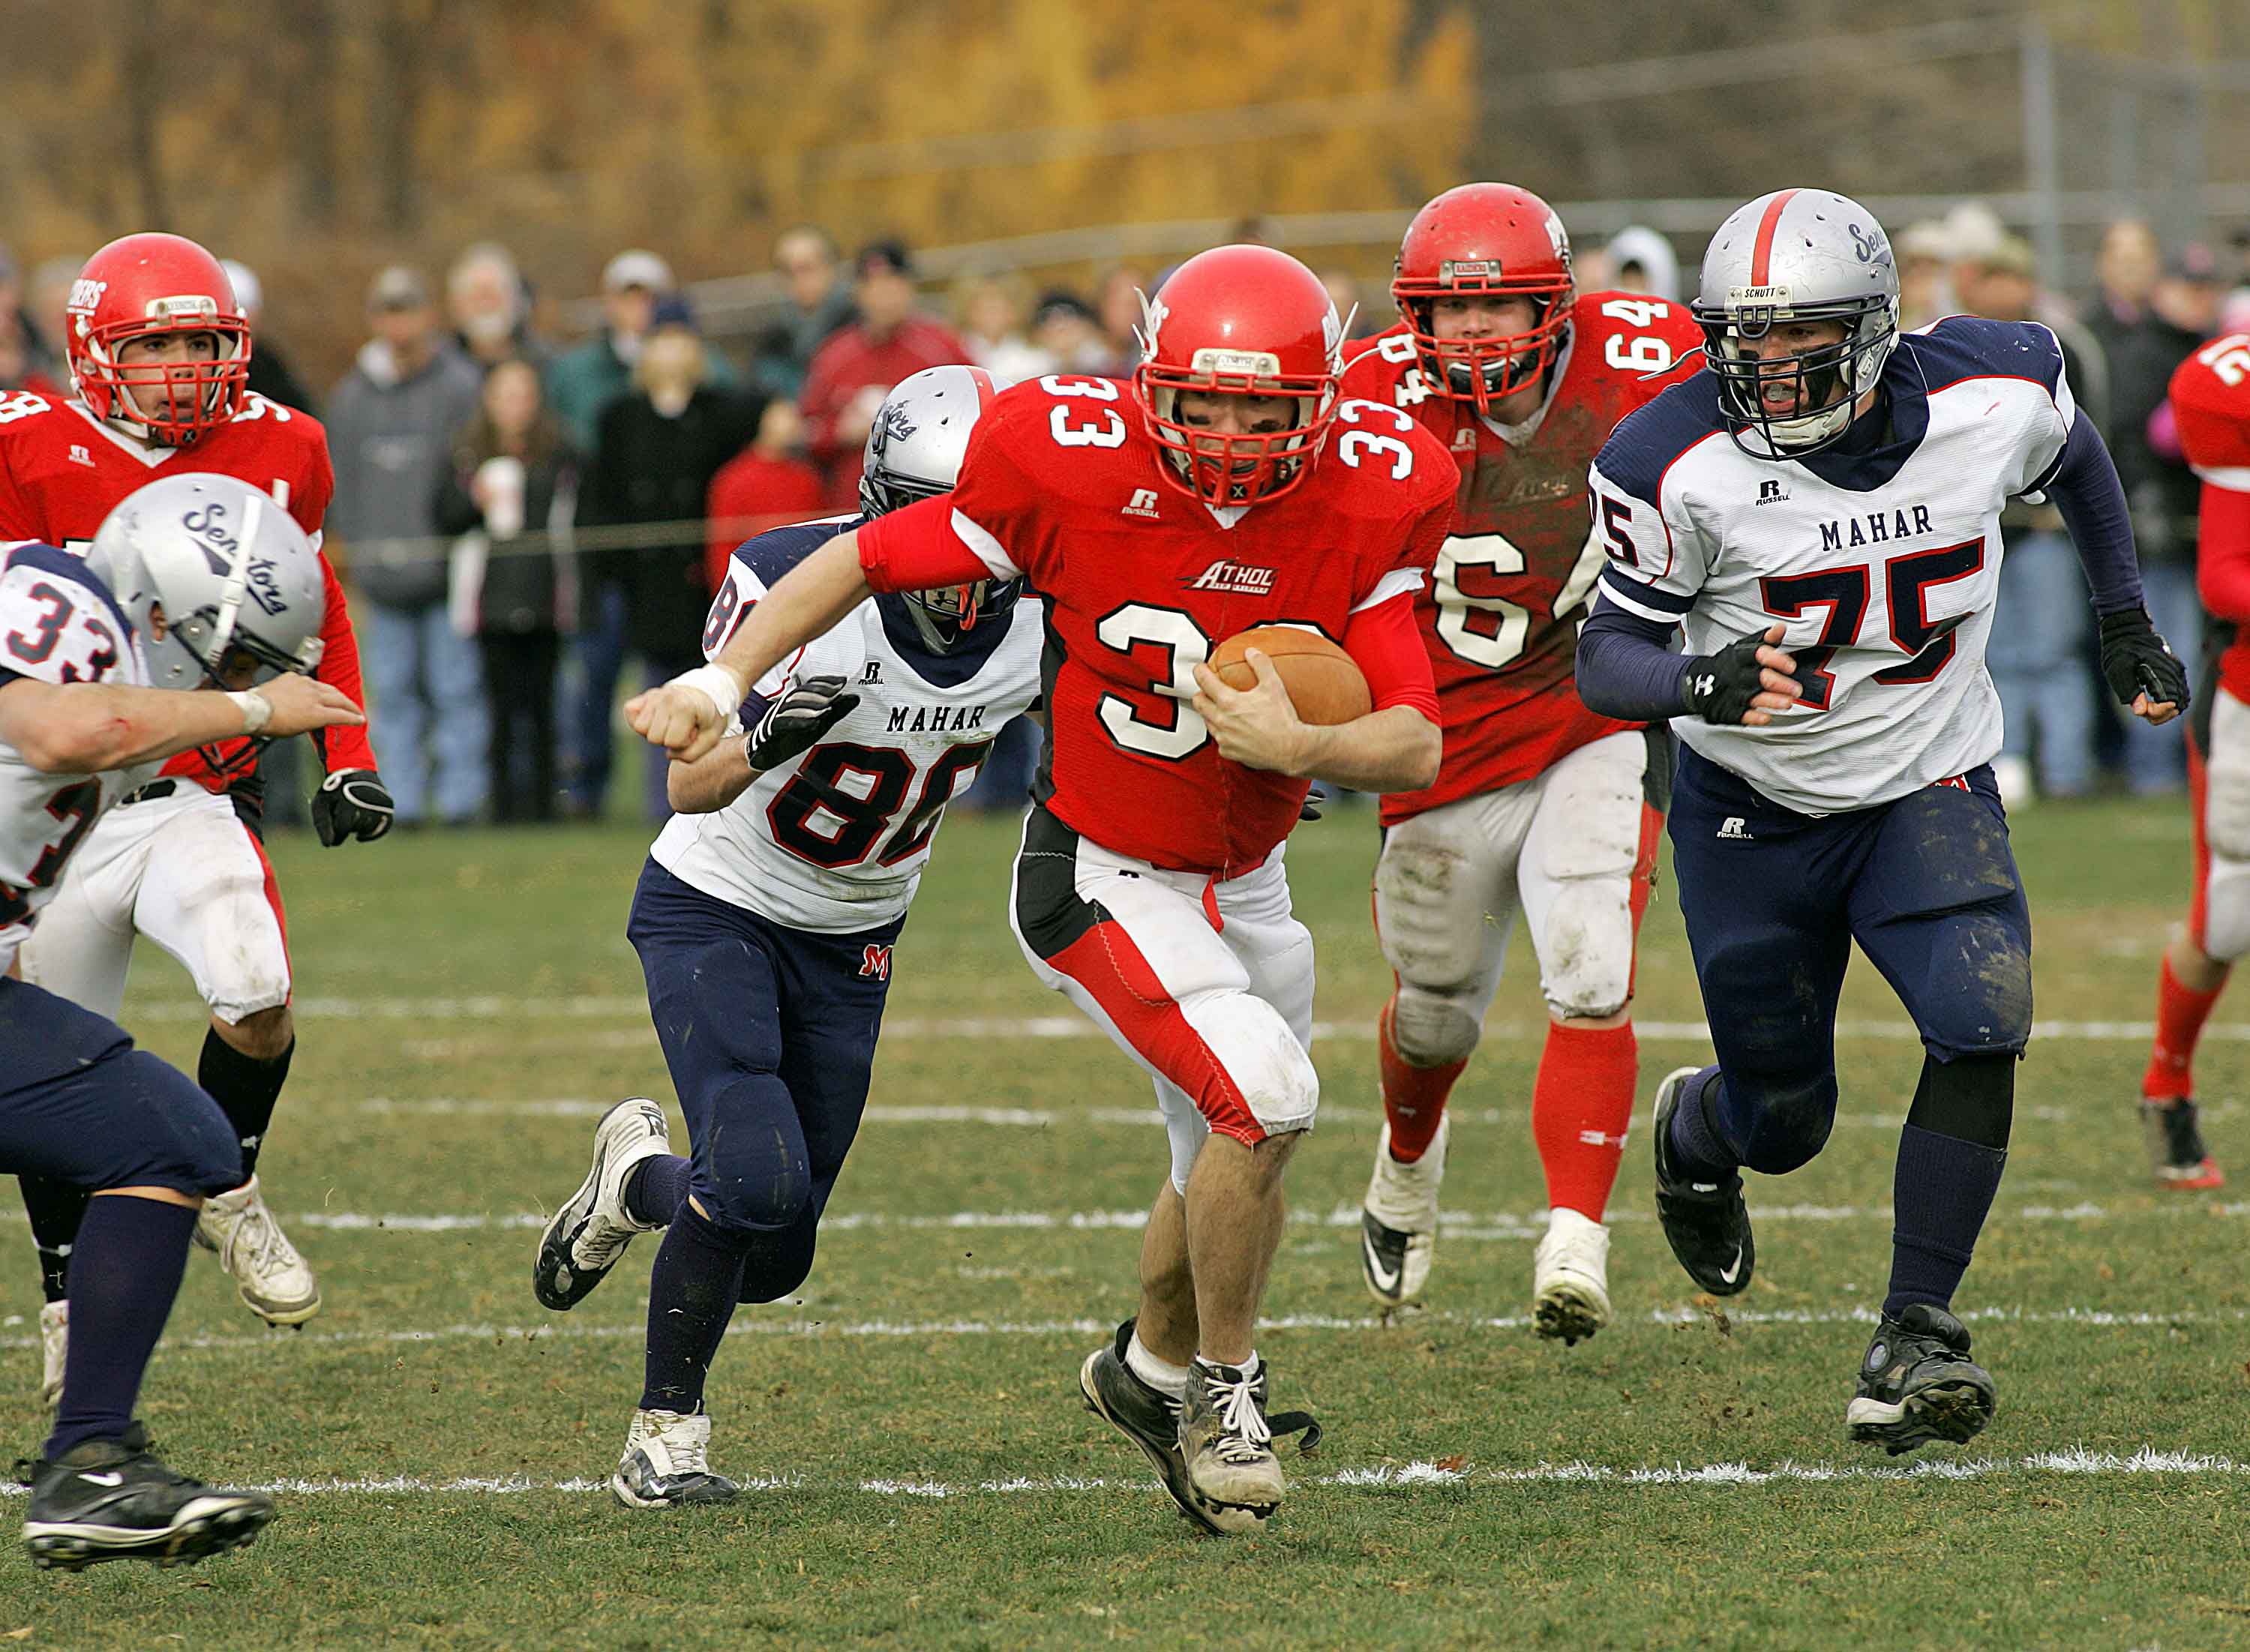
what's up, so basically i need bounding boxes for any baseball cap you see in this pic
[602,249,673,293]
[856,240,914,279]
[368,265,430,311]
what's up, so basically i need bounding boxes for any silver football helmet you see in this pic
[859,364,1021,654]
[1691,187,1900,457]
[85,472,326,694]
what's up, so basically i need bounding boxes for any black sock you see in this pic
[624,1153,692,1228]
[638,1202,748,1414]
[1885,1054,2014,1318]
[198,1029,294,1182]
[45,1195,199,1459]
[20,1175,92,1304]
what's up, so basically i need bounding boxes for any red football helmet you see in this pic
[1391,183,1574,414]
[1133,244,1345,507]
[66,233,252,442]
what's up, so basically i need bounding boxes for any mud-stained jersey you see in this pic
[0,542,150,972]
[1340,292,1702,824]
[652,515,1045,933]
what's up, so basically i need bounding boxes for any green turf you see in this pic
[3,798,2248,1648]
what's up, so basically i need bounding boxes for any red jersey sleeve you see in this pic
[860,398,1053,592]
[0,437,34,543]
[309,552,378,773]
[1342,591,1436,719]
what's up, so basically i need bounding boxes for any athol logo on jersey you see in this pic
[1819,505,1934,551]
[1185,558,1276,596]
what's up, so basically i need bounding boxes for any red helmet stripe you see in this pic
[964,364,998,413]
[1749,189,1800,288]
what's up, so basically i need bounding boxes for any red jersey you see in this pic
[1338,291,1702,823]
[800,319,974,508]
[2172,336,2250,702]
[858,373,1454,877]
[0,387,376,784]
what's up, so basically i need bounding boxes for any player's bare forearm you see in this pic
[0,676,362,774]
[1298,705,1440,793]
[667,739,754,814]
[625,532,871,762]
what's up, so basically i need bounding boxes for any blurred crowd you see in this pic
[0,205,2242,827]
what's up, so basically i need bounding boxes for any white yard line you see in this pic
[0,1302,2234,1356]
[0,1447,2237,1498]
[116,995,2250,1045]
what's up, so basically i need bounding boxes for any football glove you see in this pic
[1678,631,1776,726]
[311,769,394,847]
[2098,607,2191,714]
[743,675,860,773]
[1299,786,1327,823]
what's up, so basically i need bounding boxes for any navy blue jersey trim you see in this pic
[730,514,862,593]
[1912,315,2066,399]
[1593,372,1726,505]
[1598,568,1696,617]
[4,542,136,643]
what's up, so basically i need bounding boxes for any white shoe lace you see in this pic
[1206,1371,1274,1464]
[638,1411,712,1479]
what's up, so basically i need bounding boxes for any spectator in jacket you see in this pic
[747,226,856,401]
[435,358,578,824]
[952,271,1052,387]
[2087,220,2209,794]
[800,241,970,507]
[582,298,761,819]
[326,265,489,826]
[704,399,824,591]
[546,249,736,448]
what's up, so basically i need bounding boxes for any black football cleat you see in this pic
[534,1097,670,1312]
[23,1424,273,1572]
[1080,1320,1232,1537]
[1845,1303,1996,1456]
[2140,1099,2224,1190]
[1651,1066,1754,1296]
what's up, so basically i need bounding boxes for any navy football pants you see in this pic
[0,976,241,1195]
[626,859,900,1300]
[1669,749,2033,1175]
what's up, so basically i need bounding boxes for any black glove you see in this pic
[311,769,394,847]
[2098,607,2192,715]
[1299,786,1327,823]
[1679,631,1778,726]
[744,675,860,772]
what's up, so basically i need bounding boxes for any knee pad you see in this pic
[1728,1072,1838,1176]
[1176,988,1318,1141]
[115,1051,244,1196]
[2204,690,2250,859]
[693,1073,812,1235]
[2203,850,2250,963]
[1917,907,2035,1058]
[736,1216,819,1303]
[1388,984,1483,1069]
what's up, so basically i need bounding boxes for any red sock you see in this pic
[2144,956,2225,1101]
[1378,994,1465,1164]
[1532,1020,1640,1221]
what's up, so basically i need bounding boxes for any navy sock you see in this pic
[624,1153,692,1228]
[46,1195,199,1459]
[1666,1064,1741,1183]
[199,1030,293,1182]
[1884,1123,2008,1318]
[20,1175,91,1304]
[639,1201,748,1414]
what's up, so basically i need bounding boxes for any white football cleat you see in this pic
[38,1301,67,1410]
[1532,1207,1612,1346]
[533,1097,672,1311]
[1360,1115,1448,1309]
[194,1176,320,1327]
[611,1408,740,1509]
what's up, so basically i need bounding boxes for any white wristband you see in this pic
[673,664,745,723]
[228,688,272,736]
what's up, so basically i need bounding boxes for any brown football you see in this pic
[1208,626,1372,727]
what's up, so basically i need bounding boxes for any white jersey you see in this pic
[1589,316,2076,814]
[652,516,1044,933]
[0,541,151,973]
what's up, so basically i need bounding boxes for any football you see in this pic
[1208,626,1372,726]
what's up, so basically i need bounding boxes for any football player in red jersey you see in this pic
[628,244,1454,1535]
[0,235,392,1399]
[2136,332,2250,1190]
[1337,184,1702,1340]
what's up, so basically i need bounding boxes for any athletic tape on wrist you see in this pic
[674,664,745,723]
[228,688,273,735]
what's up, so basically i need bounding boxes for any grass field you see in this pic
[2,793,2247,1648]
